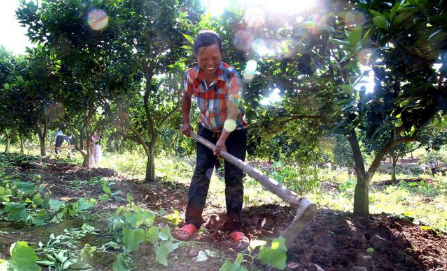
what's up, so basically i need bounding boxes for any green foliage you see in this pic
[339,179,356,194]
[257,237,288,270]
[35,224,98,270]
[112,253,135,271]
[108,202,180,267]
[101,152,146,178]
[100,180,125,203]
[219,253,248,271]
[6,241,40,271]
[0,173,95,226]
[333,135,354,169]
[268,162,320,194]
[219,237,288,271]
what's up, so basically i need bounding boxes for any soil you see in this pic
[1,155,446,271]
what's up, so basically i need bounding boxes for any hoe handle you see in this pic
[181,125,316,246]
[183,125,302,208]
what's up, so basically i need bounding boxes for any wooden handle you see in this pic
[181,125,302,208]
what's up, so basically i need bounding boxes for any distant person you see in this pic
[89,131,101,167]
[54,130,65,155]
[429,160,436,177]
[65,135,73,158]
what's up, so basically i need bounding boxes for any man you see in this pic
[175,30,249,247]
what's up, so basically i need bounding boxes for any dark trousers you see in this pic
[185,124,247,233]
[55,135,65,154]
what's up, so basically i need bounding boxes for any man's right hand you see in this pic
[181,122,192,137]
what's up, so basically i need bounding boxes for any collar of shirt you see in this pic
[193,62,227,84]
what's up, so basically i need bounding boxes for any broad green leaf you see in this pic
[146,226,159,244]
[140,209,155,226]
[155,243,169,266]
[126,193,133,203]
[341,85,354,95]
[123,212,143,228]
[77,198,95,211]
[30,211,47,226]
[182,34,194,45]
[8,241,40,271]
[99,194,110,202]
[219,254,248,271]
[158,225,173,241]
[257,237,288,270]
[161,240,180,253]
[4,203,28,221]
[32,194,43,206]
[69,244,96,269]
[102,182,111,194]
[373,16,389,30]
[348,28,362,46]
[112,253,135,271]
[389,1,401,20]
[49,199,65,211]
[12,181,35,194]
[393,9,416,26]
[369,9,382,17]
[122,228,145,252]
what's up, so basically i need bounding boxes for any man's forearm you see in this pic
[182,93,192,123]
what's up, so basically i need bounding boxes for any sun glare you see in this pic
[244,0,316,15]
[201,0,316,17]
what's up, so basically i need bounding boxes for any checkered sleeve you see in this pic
[226,69,242,105]
[184,70,194,97]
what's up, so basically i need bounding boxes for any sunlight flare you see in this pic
[87,9,109,31]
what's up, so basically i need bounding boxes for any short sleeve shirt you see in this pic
[184,62,248,132]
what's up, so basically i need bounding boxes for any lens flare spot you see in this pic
[243,60,257,82]
[345,10,366,29]
[243,73,255,82]
[244,60,258,75]
[224,119,237,132]
[234,30,254,51]
[87,9,109,31]
[244,6,265,28]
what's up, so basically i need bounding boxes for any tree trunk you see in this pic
[39,135,46,156]
[82,155,90,167]
[391,156,398,184]
[345,130,369,217]
[20,137,24,154]
[353,174,371,216]
[145,142,156,182]
[5,137,11,153]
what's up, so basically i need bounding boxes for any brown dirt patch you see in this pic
[1,155,446,271]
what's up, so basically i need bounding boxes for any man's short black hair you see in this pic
[193,30,222,56]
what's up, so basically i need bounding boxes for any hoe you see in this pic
[183,126,317,247]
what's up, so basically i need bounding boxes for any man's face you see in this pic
[197,43,222,77]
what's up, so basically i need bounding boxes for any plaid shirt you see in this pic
[184,62,248,132]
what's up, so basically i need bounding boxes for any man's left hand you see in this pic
[214,140,227,157]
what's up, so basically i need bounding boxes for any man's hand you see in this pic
[181,122,192,137]
[214,139,227,157]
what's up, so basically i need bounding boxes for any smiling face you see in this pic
[196,43,222,77]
